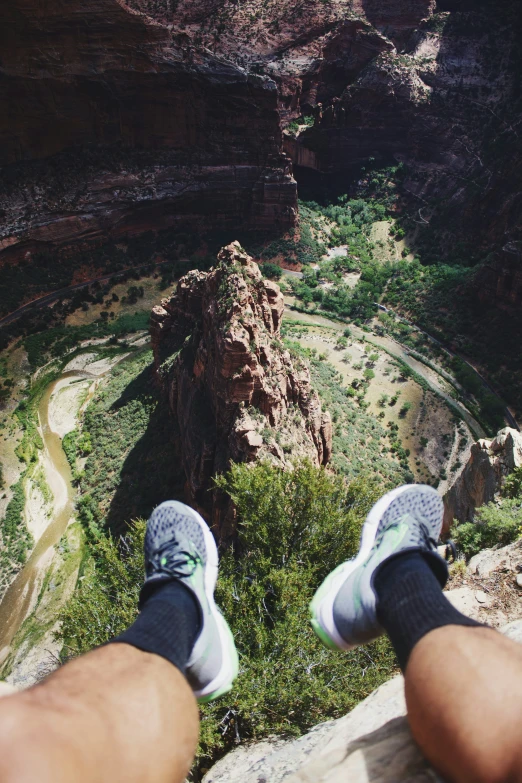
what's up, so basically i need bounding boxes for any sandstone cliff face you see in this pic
[5,0,522,309]
[142,0,522,308]
[0,0,296,264]
[443,427,522,531]
[150,242,332,535]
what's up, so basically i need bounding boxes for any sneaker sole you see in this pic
[158,501,239,703]
[310,484,442,651]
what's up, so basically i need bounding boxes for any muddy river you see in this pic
[0,373,85,660]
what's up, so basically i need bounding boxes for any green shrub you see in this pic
[202,461,396,764]
[62,431,78,470]
[59,461,397,773]
[0,476,34,593]
[453,500,522,560]
[261,262,283,281]
[59,520,145,653]
[504,467,522,499]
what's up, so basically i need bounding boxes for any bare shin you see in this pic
[405,626,522,783]
[0,644,199,783]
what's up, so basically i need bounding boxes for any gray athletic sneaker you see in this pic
[310,484,444,650]
[142,500,239,703]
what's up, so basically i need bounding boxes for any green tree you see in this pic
[261,262,283,281]
[504,467,522,499]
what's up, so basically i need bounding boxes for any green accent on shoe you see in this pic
[143,500,239,703]
[309,484,445,651]
[310,617,340,651]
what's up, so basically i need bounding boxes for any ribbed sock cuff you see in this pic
[375,554,484,672]
[109,581,201,673]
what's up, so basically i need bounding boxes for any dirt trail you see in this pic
[283,305,485,439]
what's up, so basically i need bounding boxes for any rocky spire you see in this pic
[151,241,332,538]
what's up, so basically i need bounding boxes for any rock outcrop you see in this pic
[0,0,296,265]
[443,427,522,530]
[151,242,332,535]
[203,612,522,783]
[203,535,522,783]
[3,0,522,309]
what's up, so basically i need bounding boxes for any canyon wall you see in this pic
[291,3,522,305]
[150,241,332,537]
[0,0,296,264]
[145,0,522,308]
[3,0,521,306]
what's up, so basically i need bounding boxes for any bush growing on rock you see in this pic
[454,498,522,560]
[260,262,282,280]
[59,460,397,772]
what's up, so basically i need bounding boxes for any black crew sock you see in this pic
[111,581,201,673]
[374,551,484,672]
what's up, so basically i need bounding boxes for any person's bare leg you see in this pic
[0,501,238,782]
[309,484,522,783]
[406,625,522,783]
[0,643,198,783]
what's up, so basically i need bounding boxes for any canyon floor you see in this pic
[0,230,488,683]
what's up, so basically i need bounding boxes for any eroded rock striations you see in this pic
[4,0,522,309]
[150,241,332,535]
[139,0,522,309]
[0,0,296,265]
[443,427,522,531]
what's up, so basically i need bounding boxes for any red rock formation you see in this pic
[443,427,522,534]
[146,0,521,308]
[4,0,522,310]
[0,0,296,264]
[151,241,332,536]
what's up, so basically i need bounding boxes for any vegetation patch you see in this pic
[0,477,33,594]
[454,469,522,560]
[59,461,398,777]
[23,312,150,370]
[69,350,185,536]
